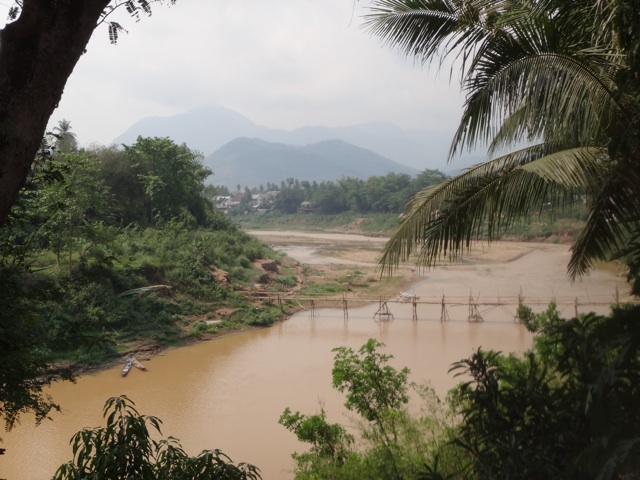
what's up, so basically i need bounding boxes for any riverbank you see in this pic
[66,228,632,379]
[62,230,418,376]
[5,233,634,480]
[249,230,635,316]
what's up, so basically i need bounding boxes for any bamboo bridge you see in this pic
[244,287,639,323]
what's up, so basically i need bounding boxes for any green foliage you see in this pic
[0,140,285,429]
[273,186,305,214]
[121,137,213,227]
[236,211,402,235]
[239,306,282,327]
[53,395,261,479]
[0,275,71,432]
[282,339,455,480]
[50,119,78,153]
[443,304,640,479]
[614,232,640,296]
[332,339,413,477]
[332,339,410,423]
[279,407,354,459]
[310,181,346,214]
[274,274,297,288]
[232,169,447,217]
[301,282,349,295]
[283,309,640,480]
[91,138,216,228]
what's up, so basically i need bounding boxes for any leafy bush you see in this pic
[274,274,297,288]
[282,306,640,480]
[301,283,349,295]
[53,396,261,479]
[242,306,281,327]
[236,255,251,268]
[281,340,454,479]
[229,266,248,283]
[190,321,208,337]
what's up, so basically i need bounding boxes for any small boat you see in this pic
[121,358,133,377]
[119,285,172,297]
[132,357,146,371]
[400,291,419,300]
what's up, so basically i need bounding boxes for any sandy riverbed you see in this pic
[249,230,634,314]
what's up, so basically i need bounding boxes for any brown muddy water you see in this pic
[1,233,631,480]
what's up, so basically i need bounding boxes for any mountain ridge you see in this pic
[112,105,479,171]
[205,137,419,189]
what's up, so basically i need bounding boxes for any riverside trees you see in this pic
[283,311,640,479]
[0,135,267,433]
[235,169,447,216]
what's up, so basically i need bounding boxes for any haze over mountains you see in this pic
[113,106,480,188]
[208,138,418,188]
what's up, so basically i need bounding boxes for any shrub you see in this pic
[274,274,297,288]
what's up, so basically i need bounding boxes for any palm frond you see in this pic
[368,0,640,283]
[364,0,499,73]
[518,147,608,190]
[379,142,581,275]
[567,157,640,277]
[451,50,620,158]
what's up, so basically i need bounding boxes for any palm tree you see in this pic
[366,0,640,283]
[51,118,78,152]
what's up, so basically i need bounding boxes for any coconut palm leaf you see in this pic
[369,0,640,282]
[567,165,640,277]
[364,0,490,63]
[379,145,617,276]
[453,44,621,157]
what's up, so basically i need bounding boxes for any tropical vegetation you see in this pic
[220,169,447,216]
[54,395,261,479]
[282,305,640,479]
[366,0,640,292]
[0,133,291,433]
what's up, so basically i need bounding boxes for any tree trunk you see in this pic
[0,0,111,225]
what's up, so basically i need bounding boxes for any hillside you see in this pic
[112,105,480,172]
[204,137,419,188]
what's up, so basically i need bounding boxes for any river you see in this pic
[1,232,630,480]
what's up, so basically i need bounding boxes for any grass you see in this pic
[235,212,400,235]
[300,282,350,296]
[235,207,588,244]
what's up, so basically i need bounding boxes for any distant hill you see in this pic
[112,106,479,172]
[205,137,419,188]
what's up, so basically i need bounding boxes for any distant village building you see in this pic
[215,196,231,210]
[297,201,315,213]
[252,191,278,210]
[215,191,279,213]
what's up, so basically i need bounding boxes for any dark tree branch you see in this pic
[0,0,111,225]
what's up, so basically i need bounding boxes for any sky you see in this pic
[3,0,466,147]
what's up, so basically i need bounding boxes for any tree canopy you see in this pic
[0,0,176,226]
[367,0,640,283]
[0,135,242,432]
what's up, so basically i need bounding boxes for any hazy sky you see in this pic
[3,0,466,147]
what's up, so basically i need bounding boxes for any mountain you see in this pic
[112,106,265,153]
[112,106,477,172]
[205,137,419,188]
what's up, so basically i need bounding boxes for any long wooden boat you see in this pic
[132,357,146,371]
[118,285,172,297]
[121,358,133,377]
